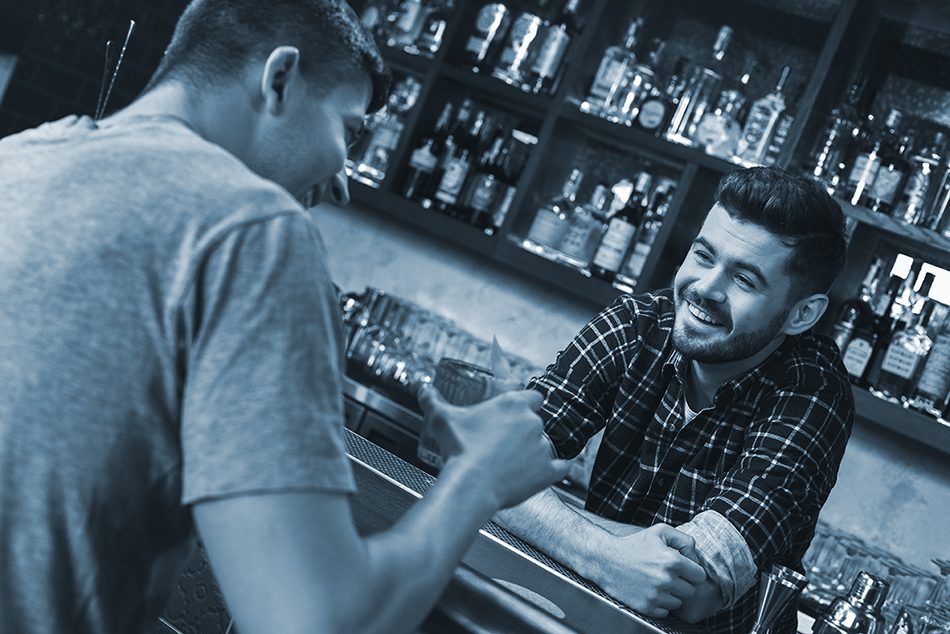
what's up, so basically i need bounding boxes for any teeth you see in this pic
[687,302,722,326]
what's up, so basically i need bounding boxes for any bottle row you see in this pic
[521,167,676,288]
[359,0,455,58]
[399,97,537,233]
[578,19,794,167]
[807,94,950,239]
[830,256,950,420]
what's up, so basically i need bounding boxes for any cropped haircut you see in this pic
[715,167,848,298]
[146,0,391,112]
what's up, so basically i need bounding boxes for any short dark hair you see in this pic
[146,0,391,112]
[715,167,848,298]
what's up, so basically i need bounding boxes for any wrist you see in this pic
[437,457,500,520]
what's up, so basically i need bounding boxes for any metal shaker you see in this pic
[813,571,890,634]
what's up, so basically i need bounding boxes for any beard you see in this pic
[672,287,788,364]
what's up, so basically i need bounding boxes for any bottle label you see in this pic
[590,58,625,100]
[468,174,499,212]
[916,339,950,398]
[436,157,470,202]
[880,345,921,380]
[409,146,437,172]
[526,208,568,246]
[592,219,636,271]
[374,121,404,151]
[559,223,595,258]
[490,185,518,229]
[466,35,489,55]
[842,338,873,377]
[848,153,881,187]
[623,243,650,278]
[637,100,666,130]
[530,27,570,78]
[868,166,906,204]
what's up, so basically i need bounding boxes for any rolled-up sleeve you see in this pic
[678,510,758,607]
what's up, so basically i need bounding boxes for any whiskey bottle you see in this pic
[907,312,950,416]
[894,132,945,226]
[871,300,937,403]
[634,59,686,135]
[861,110,909,214]
[841,274,902,386]
[590,172,651,281]
[735,66,790,165]
[607,39,664,125]
[616,184,673,286]
[830,257,884,352]
[527,0,582,94]
[492,11,545,89]
[522,168,584,256]
[556,184,613,269]
[582,18,644,116]
[665,26,733,145]
[402,136,440,203]
[465,3,511,73]
[695,88,745,160]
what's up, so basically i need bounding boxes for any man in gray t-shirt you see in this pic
[0,2,570,632]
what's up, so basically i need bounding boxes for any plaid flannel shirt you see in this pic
[528,289,854,634]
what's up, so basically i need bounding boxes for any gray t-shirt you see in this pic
[0,114,356,632]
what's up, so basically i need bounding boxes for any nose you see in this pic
[691,268,728,304]
[325,169,350,207]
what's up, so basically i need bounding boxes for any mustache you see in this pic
[680,288,730,326]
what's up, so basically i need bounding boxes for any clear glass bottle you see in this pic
[894,131,945,226]
[590,172,651,281]
[735,66,790,165]
[352,76,422,187]
[581,17,644,116]
[665,26,733,145]
[871,299,937,403]
[522,168,584,256]
[527,0,582,94]
[634,59,686,135]
[402,136,440,202]
[608,39,664,125]
[492,11,545,88]
[907,312,950,416]
[695,89,745,160]
[556,184,613,269]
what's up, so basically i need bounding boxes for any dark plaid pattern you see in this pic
[528,289,854,634]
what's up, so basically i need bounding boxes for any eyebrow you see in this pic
[693,236,771,289]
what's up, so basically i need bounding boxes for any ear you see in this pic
[259,46,301,114]
[781,293,829,336]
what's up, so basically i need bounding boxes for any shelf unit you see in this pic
[345,0,950,456]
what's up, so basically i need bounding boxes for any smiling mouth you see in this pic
[686,301,725,327]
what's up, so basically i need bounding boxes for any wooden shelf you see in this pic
[349,183,497,259]
[852,386,950,457]
[837,197,950,254]
[437,65,554,119]
[560,107,738,174]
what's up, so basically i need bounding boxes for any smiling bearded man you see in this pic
[495,166,856,634]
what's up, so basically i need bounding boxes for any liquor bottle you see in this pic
[527,0,582,94]
[806,75,866,193]
[352,76,422,187]
[634,59,687,135]
[665,26,733,146]
[590,172,652,281]
[387,0,435,50]
[695,89,745,160]
[413,15,447,56]
[907,311,950,416]
[486,129,536,234]
[465,3,511,73]
[402,136,440,203]
[616,184,673,286]
[458,133,505,227]
[861,110,910,214]
[556,184,613,269]
[433,147,473,210]
[841,274,902,386]
[735,66,791,165]
[608,39,664,125]
[522,168,584,256]
[847,110,903,209]
[864,269,926,389]
[830,257,885,352]
[581,18,644,116]
[871,300,937,402]
[894,131,945,226]
[492,11,545,89]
